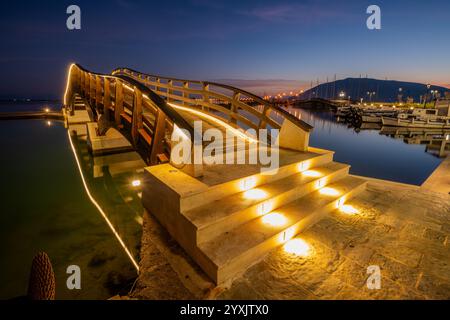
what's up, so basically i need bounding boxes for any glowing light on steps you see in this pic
[297,161,311,172]
[340,204,359,215]
[284,238,310,256]
[302,170,322,178]
[257,200,274,215]
[319,187,340,196]
[262,213,287,227]
[239,176,258,191]
[243,188,267,200]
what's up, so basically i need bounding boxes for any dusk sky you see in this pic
[1,0,449,99]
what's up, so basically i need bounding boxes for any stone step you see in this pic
[181,148,334,211]
[197,176,367,283]
[184,162,349,244]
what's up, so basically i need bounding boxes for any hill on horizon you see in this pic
[300,78,449,103]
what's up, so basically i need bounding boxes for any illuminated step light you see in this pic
[257,200,274,215]
[46,121,52,126]
[284,238,310,257]
[302,170,322,178]
[262,213,287,227]
[243,188,267,200]
[297,161,310,172]
[239,176,257,191]
[319,187,340,196]
[44,107,50,113]
[131,179,141,187]
[340,204,359,215]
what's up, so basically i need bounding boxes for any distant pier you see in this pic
[0,111,64,120]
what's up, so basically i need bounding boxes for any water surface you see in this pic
[289,107,442,185]
[0,102,142,299]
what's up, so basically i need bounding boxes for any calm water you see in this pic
[0,102,143,299]
[287,107,442,185]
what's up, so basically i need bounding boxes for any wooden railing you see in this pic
[112,67,313,145]
[64,64,195,166]
[65,64,314,177]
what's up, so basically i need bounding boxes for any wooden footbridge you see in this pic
[64,63,366,284]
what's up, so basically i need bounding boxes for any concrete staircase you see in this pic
[142,147,366,284]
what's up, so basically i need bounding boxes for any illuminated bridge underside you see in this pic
[64,64,366,284]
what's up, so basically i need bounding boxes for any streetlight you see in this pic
[424,84,431,107]
[367,91,376,102]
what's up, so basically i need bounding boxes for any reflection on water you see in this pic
[283,107,442,185]
[0,102,143,299]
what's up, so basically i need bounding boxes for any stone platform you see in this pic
[86,122,133,156]
[66,109,92,125]
[131,178,450,300]
[421,155,450,195]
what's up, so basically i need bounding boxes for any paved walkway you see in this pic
[421,156,450,195]
[131,180,450,300]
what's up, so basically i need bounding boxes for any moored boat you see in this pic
[382,116,450,128]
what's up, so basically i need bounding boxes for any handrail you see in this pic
[64,63,198,169]
[71,64,195,138]
[112,67,313,133]
[65,63,313,174]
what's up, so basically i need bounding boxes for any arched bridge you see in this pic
[64,63,313,176]
[64,63,366,284]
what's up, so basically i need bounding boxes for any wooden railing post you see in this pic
[156,77,161,95]
[95,76,102,111]
[103,78,111,119]
[84,72,89,99]
[231,92,240,124]
[90,74,95,107]
[114,81,124,126]
[258,104,270,129]
[183,81,189,106]
[202,82,209,111]
[167,80,173,102]
[150,110,166,164]
[131,87,143,146]
[79,71,84,97]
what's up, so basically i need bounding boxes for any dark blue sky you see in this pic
[1,0,449,99]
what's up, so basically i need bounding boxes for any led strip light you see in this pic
[67,130,139,271]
